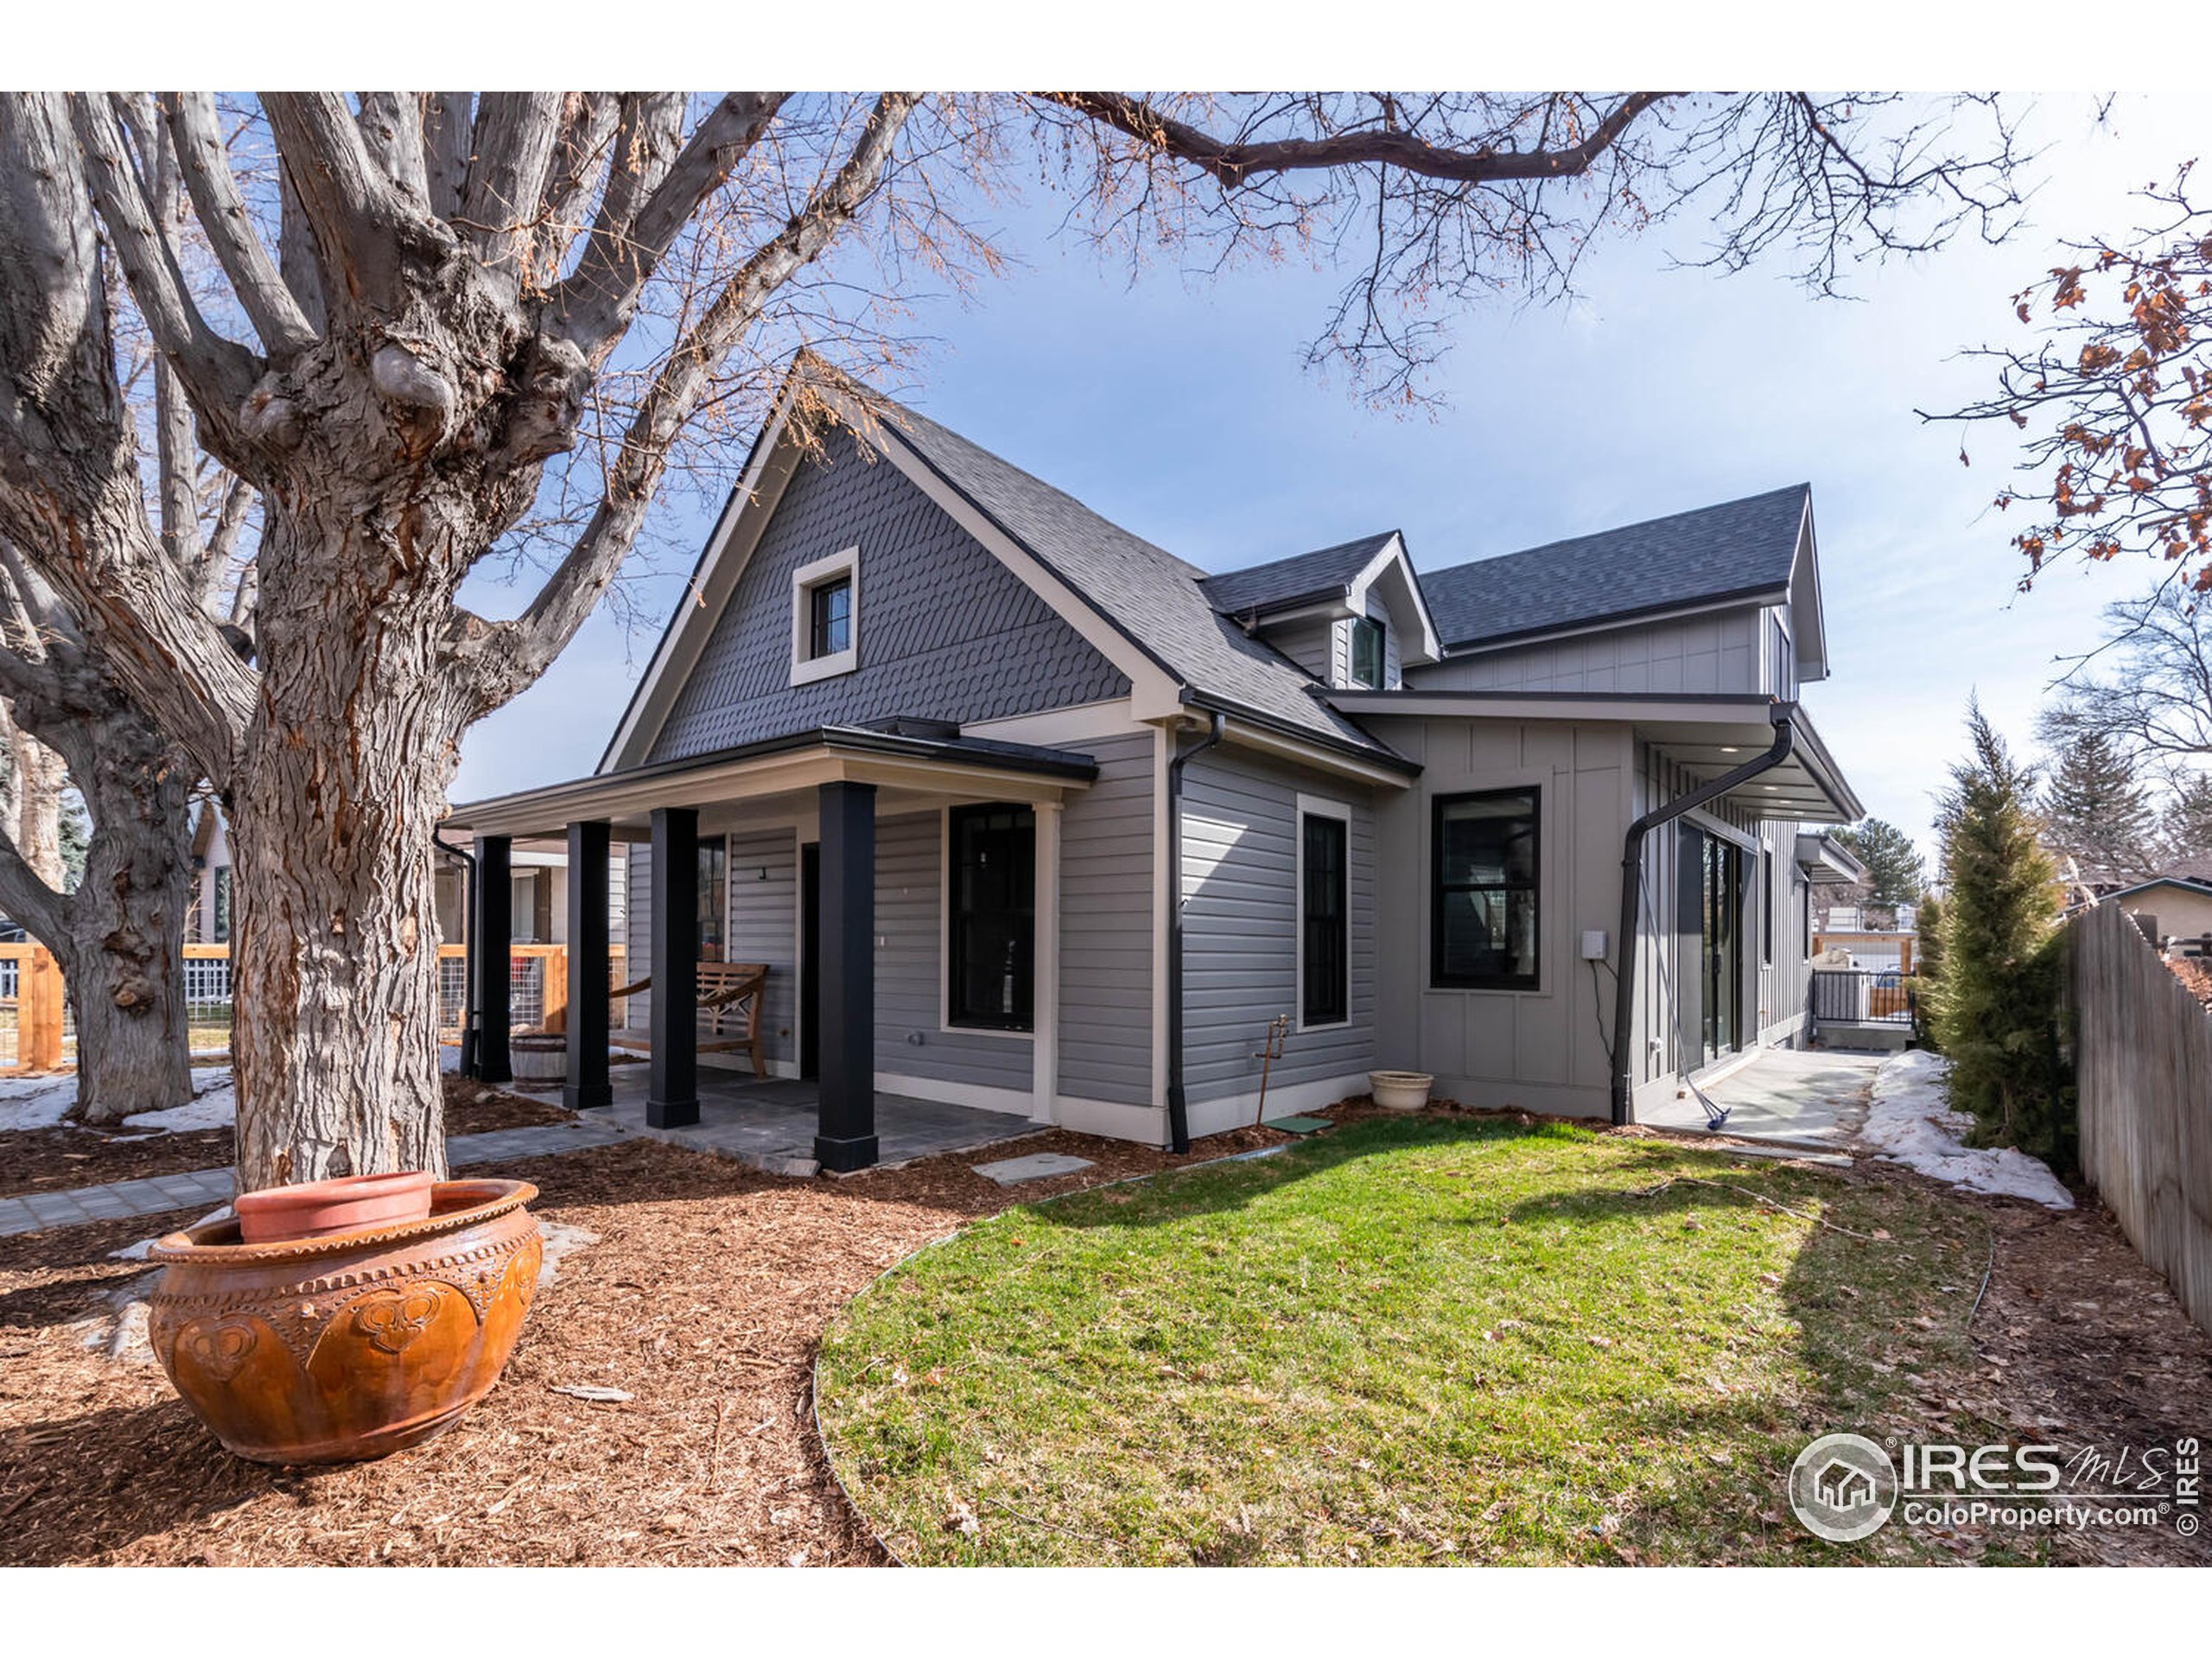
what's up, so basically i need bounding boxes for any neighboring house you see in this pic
[2105,875,2212,947]
[450,365,1864,1169]
[186,803,232,944]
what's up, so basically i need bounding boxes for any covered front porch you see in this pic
[448,721,1098,1173]
[506,1065,1035,1173]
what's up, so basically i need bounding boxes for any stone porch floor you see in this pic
[513,1064,1039,1176]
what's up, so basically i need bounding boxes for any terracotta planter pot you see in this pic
[234,1170,435,1244]
[1368,1070,1435,1111]
[149,1179,543,1465]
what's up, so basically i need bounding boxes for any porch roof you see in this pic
[447,721,1098,840]
[1325,690,1864,822]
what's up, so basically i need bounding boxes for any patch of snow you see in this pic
[120,1069,237,1134]
[111,1203,232,1261]
[1860,1050,2074,1210]
[537,1219,600,1291]
[0,1073,76,1130]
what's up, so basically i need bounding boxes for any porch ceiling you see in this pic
[447,723,1098,840]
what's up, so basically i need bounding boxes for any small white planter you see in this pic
[1368,1070,1434,1111]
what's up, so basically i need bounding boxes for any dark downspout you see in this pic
[1611,707,1796,1126]
[1165,710,1226,1154]
[432,826,478,1080]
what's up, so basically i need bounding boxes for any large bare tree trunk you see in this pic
[0,689,196,1124]
[0,702,67,888]
[64,709,194,1123]
[226,502,467,1188]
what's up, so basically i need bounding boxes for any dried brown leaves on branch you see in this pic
[1944,164,2212,594]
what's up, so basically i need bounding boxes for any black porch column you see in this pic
[565,819,613,1110]
[647,806,699,1128]
[475,835,512,1084]
[816,781,878,1172]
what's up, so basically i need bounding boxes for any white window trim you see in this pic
[790,545,860,686]
[1294,791,1354,1033]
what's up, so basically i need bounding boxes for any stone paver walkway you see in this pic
[0,1119,630,1238]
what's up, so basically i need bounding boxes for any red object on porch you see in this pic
[233,1170,436,1244]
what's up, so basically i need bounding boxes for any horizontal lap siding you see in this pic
[1058,732,1154,1105]
[724,829,796,1065]
[1180,748,1375,1103]
[623,842,652,1033]
[874,810,1032,1094]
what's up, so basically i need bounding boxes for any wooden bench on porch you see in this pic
[607,960,771,1079]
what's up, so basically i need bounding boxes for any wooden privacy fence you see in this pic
[0,941,626,1074]
[2068,899,2212,1336]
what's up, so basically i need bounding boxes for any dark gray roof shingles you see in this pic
[863,397,1395,756]
[1423,484,1810,650]
[1198,532,1396,619]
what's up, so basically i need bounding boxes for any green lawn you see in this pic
[816,1113,2020,1566]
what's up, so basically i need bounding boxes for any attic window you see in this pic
[1349,616,1385,689]
[791,546,860,685]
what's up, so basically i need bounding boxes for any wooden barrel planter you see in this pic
[507,1031,567,1084]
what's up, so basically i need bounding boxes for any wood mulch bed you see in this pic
[0,1074,574,1199]
[0,1111,1291,1565]
[0,1096,2202,1567]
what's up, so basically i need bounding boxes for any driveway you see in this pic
[1639,1046,1879,1152]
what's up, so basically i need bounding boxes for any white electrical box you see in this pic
[1580,930,1608,960]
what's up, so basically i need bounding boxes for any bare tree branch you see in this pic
[162,92,318,358]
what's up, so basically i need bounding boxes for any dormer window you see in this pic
[791,546,860,685]
[1349,615,1385,689]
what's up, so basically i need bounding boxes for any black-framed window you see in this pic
[1301,812,1349,1027]
[698,841,727,960]
[808,575,852,658]
[1432,788,1540,988]
[949,804,1034,1030]
[1349,615,1385,689]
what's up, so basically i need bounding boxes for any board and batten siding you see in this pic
[1364,715,1630,1118]
[1410,607,1764,697]
[873,810,1033,1097]
[723,827,798,1066]
[1056,730,1155,1109]
[1179,747,1376,1123]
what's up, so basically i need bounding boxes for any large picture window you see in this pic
[948,804,1035,1031]
[1432,788,1540,989]
[1300,810,1350,1027]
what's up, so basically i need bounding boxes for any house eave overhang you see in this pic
[1795,830,1870,885]
[1329,689,1861,820]
[448,726,1100,840]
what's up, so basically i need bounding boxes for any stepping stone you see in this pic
[971,1151,1094,1185]
[1262,1115,1332,1135]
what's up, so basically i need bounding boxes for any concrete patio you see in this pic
[512,1064,1038,1175]
[1640,1046,1882,1154]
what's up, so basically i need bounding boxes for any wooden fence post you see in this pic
[541,947,569,1034]
[26,946,64,1071]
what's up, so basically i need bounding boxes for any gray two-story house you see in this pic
[451,364,1864,1170]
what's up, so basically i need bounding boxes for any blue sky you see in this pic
[456,93,2203,866]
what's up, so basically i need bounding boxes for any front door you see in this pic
[799,842,820,1081]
